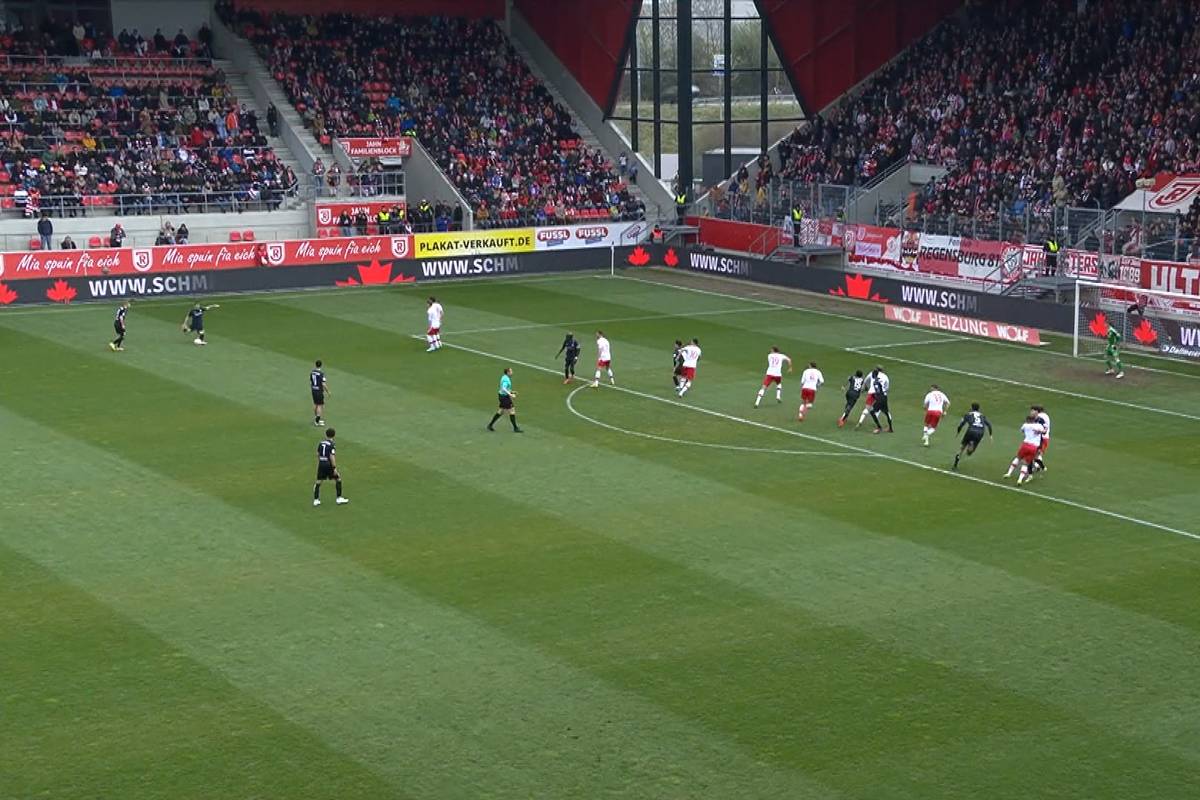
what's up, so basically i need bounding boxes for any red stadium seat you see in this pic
[28,238,41,250]
[242,230,255,241]
[229,231,242,242]
[88,236,103,247]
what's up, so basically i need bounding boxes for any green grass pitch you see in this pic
[3,268,1200,800]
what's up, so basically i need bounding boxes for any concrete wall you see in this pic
[509,6,674,216]
[111,0,212,38]
[401,140,474,229]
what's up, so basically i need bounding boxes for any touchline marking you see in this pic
[617,273,1200,381]
[847,347,1200,423]
[566,384,873,457]
[423,335,1200,543]
[449,306,780,336]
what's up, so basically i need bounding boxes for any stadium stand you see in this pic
[774,0,1200,233]
[224,8,645,228]
[0,18,297,220]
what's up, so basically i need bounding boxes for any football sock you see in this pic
[953,453,962,468]
[335,480,343,498]
[775,388,782,402]
[112,334,124,347]
[199,332,206,342]
[488,413,501,428]
[509,415,519,431]
[313,483,320,500]
[755,389,764,406]
[607,369,615,383]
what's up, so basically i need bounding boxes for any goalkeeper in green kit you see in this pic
[1104,324,1124,379]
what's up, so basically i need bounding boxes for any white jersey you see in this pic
[680,344,702,368]
[427,302,444,328]
[765,352,791,377]
[1021,422,1046,446]
[923,390,950,413]
[800,368,824,391]
[596,337,612,362]
[872,371,890,396]
[1036,412,1050,438]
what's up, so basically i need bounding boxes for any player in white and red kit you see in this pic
[855,380,877,428]
[425,296,444,352]
[676,338,702,396]
[590,330,614,387]
[1031,404,1050,472]
[755,346,792,407]
[921,384,950,446]
[1004,414,1047,485]
[796,362,824,421]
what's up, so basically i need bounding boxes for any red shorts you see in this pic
[865,394,875,408]
[762,374,782,387]
[1039,437,1049,454]
[680,366,696,380]
[924,410,943,428]
[596,359,611,369]
[427,326,440,336]
[1016,442,1039,463]
[800,388,816,403]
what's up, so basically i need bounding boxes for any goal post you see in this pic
[1072,279,1200,358]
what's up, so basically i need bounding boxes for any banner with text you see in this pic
[884,304,1043,345]
[315,201,408,235]
[413,229,535,259]
[533,220,648,251]
[337,137,414,159]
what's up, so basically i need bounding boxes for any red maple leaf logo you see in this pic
[1133,318,1158,345]
[334,260,413,286]
[1088,312,1108,338]
[0,282,17,305]
[626,246,650,266]
[663,247,679,268]
[46,279,77,304]
[828,274,888,303]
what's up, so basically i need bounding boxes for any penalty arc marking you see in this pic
[566,384,874,458]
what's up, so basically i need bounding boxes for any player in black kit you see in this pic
[181,302,219,345]
[671,339,685,388]
[313,428,349,506]
[953,402,993,470]
[556,332,581,384]
[837,370,866,427]
[310,360,330,426]
[108,301,130,351]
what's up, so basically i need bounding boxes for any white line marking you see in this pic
[425,335,1200,543]
[566,383,872,457]
[620,273,1200,416]
[449,306,779,336]
[847,347,1200,422]
[848,337,970,350]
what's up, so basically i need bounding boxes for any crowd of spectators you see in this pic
[1,17,295,219]
[773,0,1200,245]
[227,9,644,227]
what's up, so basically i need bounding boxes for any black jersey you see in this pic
[188,307,204,329]
[310,369,326,392]
[672,346,685,369]
[957,410,992,435]
[558,335,581,362]
[317,439,335,462]
[846,374,865,398]
[115,305,128,325]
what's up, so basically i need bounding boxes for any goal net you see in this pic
[1073,280,1200,358]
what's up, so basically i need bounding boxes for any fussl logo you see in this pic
[575,226,609,242]
[537,228,570,245]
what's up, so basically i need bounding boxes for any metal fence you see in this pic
[711,177,1200,262]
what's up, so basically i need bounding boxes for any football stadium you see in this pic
[3,1,1200,798]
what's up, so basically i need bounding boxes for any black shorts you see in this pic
[114,321,126,335]
[312,390,325,405]
[316,461,338,481]
[845,391,860,406]
[190,322,203,333]
[673,365,684,376]
[961,430,984,448]
[872,396,890,413]
[498,393,513,410]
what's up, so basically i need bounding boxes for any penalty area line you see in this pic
[422,335,1200,544]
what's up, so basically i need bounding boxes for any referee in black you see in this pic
[310,360,330,426]
[313,428,349,506]
[953,403,993,470]
[108,301,130,351]
[556,332,581,384]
